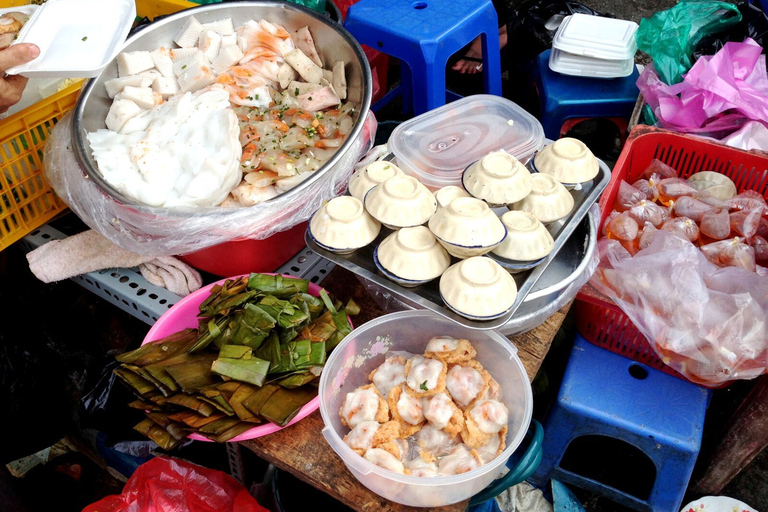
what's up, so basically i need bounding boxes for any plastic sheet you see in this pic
[357,205,600,337]
[637,39,768,137]
[636,0,742,85]
[720,120,768,152]
[694,0,768,60]
[590,231,768,386]
[45,111,376,258]
[82,457,268,512]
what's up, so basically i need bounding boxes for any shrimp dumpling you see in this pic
[343,420,380,454]
[405,355,447,397]
[388,384,424,437]
[437,444,483,475]
[422,392,464,437]
[369,355,407,398]
[340,384,389,428]
[476,427,507,463]
[446,361,490,408]
[378,438,410,461]
[461,399,509,448]
[415,425,458,456]
[364,448,406,474]
[405,457,439,478]
[424,336,477,364]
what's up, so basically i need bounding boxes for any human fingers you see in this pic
[0,74,29,113]
[0,43,40,74]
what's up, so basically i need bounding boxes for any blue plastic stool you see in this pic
[344,0,502,115]
[529,335,711,512]
[533,49,640,141]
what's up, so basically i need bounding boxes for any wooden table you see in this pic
[241,266,571,512]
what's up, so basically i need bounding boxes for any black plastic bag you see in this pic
[504,0,611,105]
[694,0,768,60]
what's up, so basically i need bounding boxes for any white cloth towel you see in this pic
[26,229,202,296]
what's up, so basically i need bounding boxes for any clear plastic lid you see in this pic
[6,0,136,78]
[389,95,545,190]
[552,13,638,61]
[549,49,635,78]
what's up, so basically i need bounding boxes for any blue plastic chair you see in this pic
[344,0,502,115]
[533,49,640,141]
[529,335,711,512]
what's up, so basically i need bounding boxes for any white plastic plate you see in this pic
[7,0,136,78]
[552,13,638,61]
[549,48,634,79]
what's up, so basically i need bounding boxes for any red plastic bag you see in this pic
[82,457,268,512]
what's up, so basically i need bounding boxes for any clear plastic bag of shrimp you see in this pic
[43,110,377,258]
[590,231,768,386]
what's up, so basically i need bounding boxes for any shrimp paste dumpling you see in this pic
[446,360,490,408]
[343,420,400,455]
[437,444,483,476]
[415,425,458,457]
[364,448,406,474]
[388,384,424,437]
[424,336,477,364]
[405,355,447,397]
[422,392,464,437]
[405,457,439,478]
[369,355,407,398]
[476,427,508,463]
[461,399,509,449]
[340,384,389,428]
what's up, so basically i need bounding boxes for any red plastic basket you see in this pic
[575,125,768,386]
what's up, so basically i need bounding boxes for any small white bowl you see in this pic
[509,174,574,224]
[532,138,599,185]
[462,151,532,206]
[308,196,381,253]
[364,175,437,229]
[348,161,405,202]
[375,226,451,286]
[428,197,507,259]
[434,185,471,210]
[439,257,518,320]
[492,211,554,262]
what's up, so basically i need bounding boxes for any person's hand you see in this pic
[0,43,40,114]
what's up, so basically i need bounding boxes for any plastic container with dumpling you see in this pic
[318,310,534,507]
[388,95,545,191]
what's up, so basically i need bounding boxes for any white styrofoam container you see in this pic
[7,0,136,78]
[549,48,634,79]
[552,13,638,61]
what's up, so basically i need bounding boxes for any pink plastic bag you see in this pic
[638,38,768,136]
[590,231,768,386]
[82,457,267,512]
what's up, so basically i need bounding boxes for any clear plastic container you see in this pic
[7,0,136,78]
[549,48,635,79]
[552,13,638,61]
[389,95,545,190]
[318,310,533,507]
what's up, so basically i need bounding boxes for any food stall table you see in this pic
[240,265,570,512]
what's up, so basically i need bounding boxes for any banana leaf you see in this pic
[199,278,249,311]
[127,399,163,411]
[259,386,318,427]
[169,412,226,429]
[164,394,217,417]
[228,384,262,423]
[211,357,270,387]
[143,365,179,394]
[275,371,317,388]
[212,422,255,442]
[319,289,336,314]
[190,316,229,353]
[344,299,361,316]
[197,395,235,416]
[298,293,325,320]
[225,304,276,349]
[198,416,241,435]
[278,327,299,344]
[117,328,198,365]
[254,332,281,370]
[271,340,326,374]
[134,418,183,450]
[242,384,281,416]
[258,296,310,329]
[114,368,156,396]
[165,354,218,393]
[248,273,309,297]
[120,364,172,397]
[219,345,252,359]
[200,381,242,402]
[306,311,337,342]
[146,413,187,440]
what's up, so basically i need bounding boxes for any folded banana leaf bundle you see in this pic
[115,273,357,447]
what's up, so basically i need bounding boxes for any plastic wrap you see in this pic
[44,111,376,258]
[82,457,268,512]
[357,205,600,336]
[590,231,768,386]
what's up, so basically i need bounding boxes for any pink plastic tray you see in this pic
[142,274,325,443]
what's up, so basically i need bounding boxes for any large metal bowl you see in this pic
[72,1,372,212]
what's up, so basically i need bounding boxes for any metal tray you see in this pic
[306,160,611,330]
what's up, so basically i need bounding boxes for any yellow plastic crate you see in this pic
[0,0,195,250]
